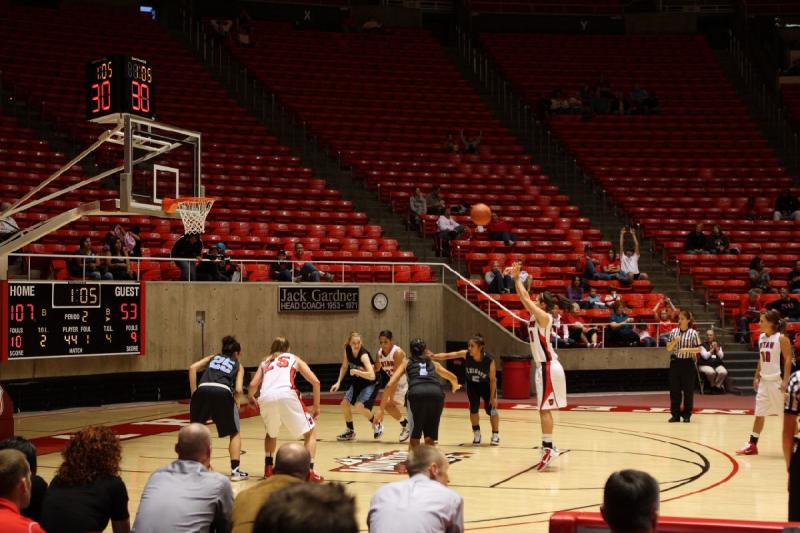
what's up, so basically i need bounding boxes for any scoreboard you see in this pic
[86,55,155,122]
[1,281,145,361]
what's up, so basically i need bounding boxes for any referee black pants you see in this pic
[669,358,695,419]
[790,440,800,521]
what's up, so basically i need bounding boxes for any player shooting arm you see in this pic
[433,361,461,393]
[331,352,349,392]
[296,356,321,419]
[351,354,376,381]
[383,359,408,401]
[247,364,264,405]
[509,263,549,327]
[781,334,793,391]
[783,412,797,471]
[431,349,468,361]
[188,355,214,395]
[489,360,497,407]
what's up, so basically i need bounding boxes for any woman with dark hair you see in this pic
[331,332,381,441]
[666,310,701,423]
[749,256,773,293]
[189,335,247,480]
[373,330,411,443]
[40,426,130,533]
[433,334,500,446]
[383,338,460,450]
[566,276,584,305]
[737,310,792,455]
[103,237,133,280]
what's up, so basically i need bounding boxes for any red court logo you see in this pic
[332,450,472,474]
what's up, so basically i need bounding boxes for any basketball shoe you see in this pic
[535,447,560,471]
[264,464,274,478]
[337,429,356,441]
[736,442,758,455]
[231,468,249,481]
[307,469,325,483]
[373,422,384,439]
[399,425,410,443]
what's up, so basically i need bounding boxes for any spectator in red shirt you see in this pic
[0,449,45,533]
[602,249,622,280]
[487,213,515,247]
[653,297,678,346]
[736,290,762,343]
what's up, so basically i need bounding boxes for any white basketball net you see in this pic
[175,197,215,235]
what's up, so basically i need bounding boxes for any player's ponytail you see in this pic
[268,336,290,359]
[409,338,427,360]
[762,309,784,334]
[221,336,241,356]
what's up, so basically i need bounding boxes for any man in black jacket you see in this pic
[684,223,706,254]
[767,288,800,322]
[172,233,203,281]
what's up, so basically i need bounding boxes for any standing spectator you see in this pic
[0,437,47,523]
[293,242,333,282]
[443,134,460,153]
[67,235,113,280]
[566,275,585,305]
[460,129,482,154]
[367,445,463,533]
[699,330,727,392]
[620,227,648,282]
[40,426,130,533]
[409,188,427,231]
[231,443,310,533]
[666,310,701,423]
[487,213,515,247]
[0,449,44,533]
[133,424,233,533]
[608,301,640,346]
[437,207,464,254]
[749,256,773,293]
[0,202,20,243]
[601,470,659,533]
[684,223,707,254]
[788,260,800,294]
[767,287,800,321]
[426,186,445,216]
[270,250,293,282]
[252,483,357,533]
[736,290,763,343]
[126,225,142,258]
[484,260,513,294]
[774,190,800,221]
[603,248,622,280]
[171,233,203,281]
[706,224,734,254]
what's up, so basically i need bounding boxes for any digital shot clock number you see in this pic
[86,55,155,122]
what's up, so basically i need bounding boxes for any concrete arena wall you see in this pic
[0,283,665,380]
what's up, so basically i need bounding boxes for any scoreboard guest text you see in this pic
[1,281,145,360]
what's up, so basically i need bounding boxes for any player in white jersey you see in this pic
[736,310,793,456]
[509,263,567,471]
[373,330,411,443]
[247,336,323,481]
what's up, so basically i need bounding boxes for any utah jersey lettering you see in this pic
[758,332,782,378]
[377,344,400,377]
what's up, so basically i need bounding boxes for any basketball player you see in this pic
[383,338,461,450]
[247,336,324,482]
[433,334,500,446]
[372,330,411,443]
[331,332,382,441]
[737,309,792,455]
[189,335,248,480]
[508,263,567,470]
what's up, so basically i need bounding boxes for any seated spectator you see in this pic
[566,275,585,305]
[270,250,293,282]
[68,235,113,280]
[586,287,605,308]
[437,207,465,254]
[215,243,243,282]
[40,426,130,533]
[706,224,734,254]
[367,445,462,533]
[0,437,47,523]
[603,249,622,280]
[580,244,610,281]
[620,227,647,282]
[653,297,678,345]
[684,223,706,254]
[736,290,763,343]
[608,301,640,346]
[0,449,45,533]
[484,260,513,294]
[171,233,203,281]
[773,190,800,221]
[699,330,727,393]
[362,16,384,34]
[254,483,357,533]
[749,256,773,293]
[604,287,621,308]
[629,85,649,113]
[460,129,482,154]
[487,213,515,247]
[600,469,659,533]
[443,134,460,153]
[767,287,800,321]
[211,18,233,39]
[231,443,310,533]
[559,303,596,348]
[635,323,656,347]
[426,186,446,216]
[0,202,20,243]
[642,91,660,114]
[293,242,333,282]
[126,225,142,258]
[133,424,233,533]
[409,188,428,231]
[197,245,228,281]
[788,260,800,294]
[102,237,134,281]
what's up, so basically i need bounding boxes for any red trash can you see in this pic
[501,355,533,399]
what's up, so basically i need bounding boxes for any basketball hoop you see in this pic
[163,197,215,234]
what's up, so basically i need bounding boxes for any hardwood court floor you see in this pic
[14,395,790,532]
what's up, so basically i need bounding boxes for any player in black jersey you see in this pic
[189,335,247,480]
[433,334,499,446]
[331,332,382,441]
[384,338,460,450]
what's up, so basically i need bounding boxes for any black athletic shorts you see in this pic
[190,385,240,438]
[466,381,495,416]
[407,385,444,441]
[790,439,800,521]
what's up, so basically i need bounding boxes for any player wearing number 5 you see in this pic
[247,336,323,482]
[737,310,792,455]
[189,335,247,480]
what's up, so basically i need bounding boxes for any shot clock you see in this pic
[1,281,145,360]
[86,55,155,122]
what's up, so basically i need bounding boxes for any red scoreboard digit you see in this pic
[86,56,155,122]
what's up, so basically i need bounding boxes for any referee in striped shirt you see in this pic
[783,369,800,521]
[666,310,701,423]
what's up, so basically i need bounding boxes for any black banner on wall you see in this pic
[278,286,359,312]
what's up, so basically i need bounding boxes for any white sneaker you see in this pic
[399,425,410,443]
[230,468,249,481]
[373,422,384,439]
[535,447,560,471]
[491,433,500,446]
[472,431,481,445]
[337,429,356,441]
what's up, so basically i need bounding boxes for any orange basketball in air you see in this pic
[471,203,492,226]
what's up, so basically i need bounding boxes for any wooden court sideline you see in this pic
[12,394,791,532]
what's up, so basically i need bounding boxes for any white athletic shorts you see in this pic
[387,377,409,405]
[535,360,567,411]
[258,390,315,439]
[755,375,784,417]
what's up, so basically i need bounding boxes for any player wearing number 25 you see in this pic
[189,335,248,480]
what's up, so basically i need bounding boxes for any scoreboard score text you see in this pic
[1,282,145,360]
[86,55,155,122]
